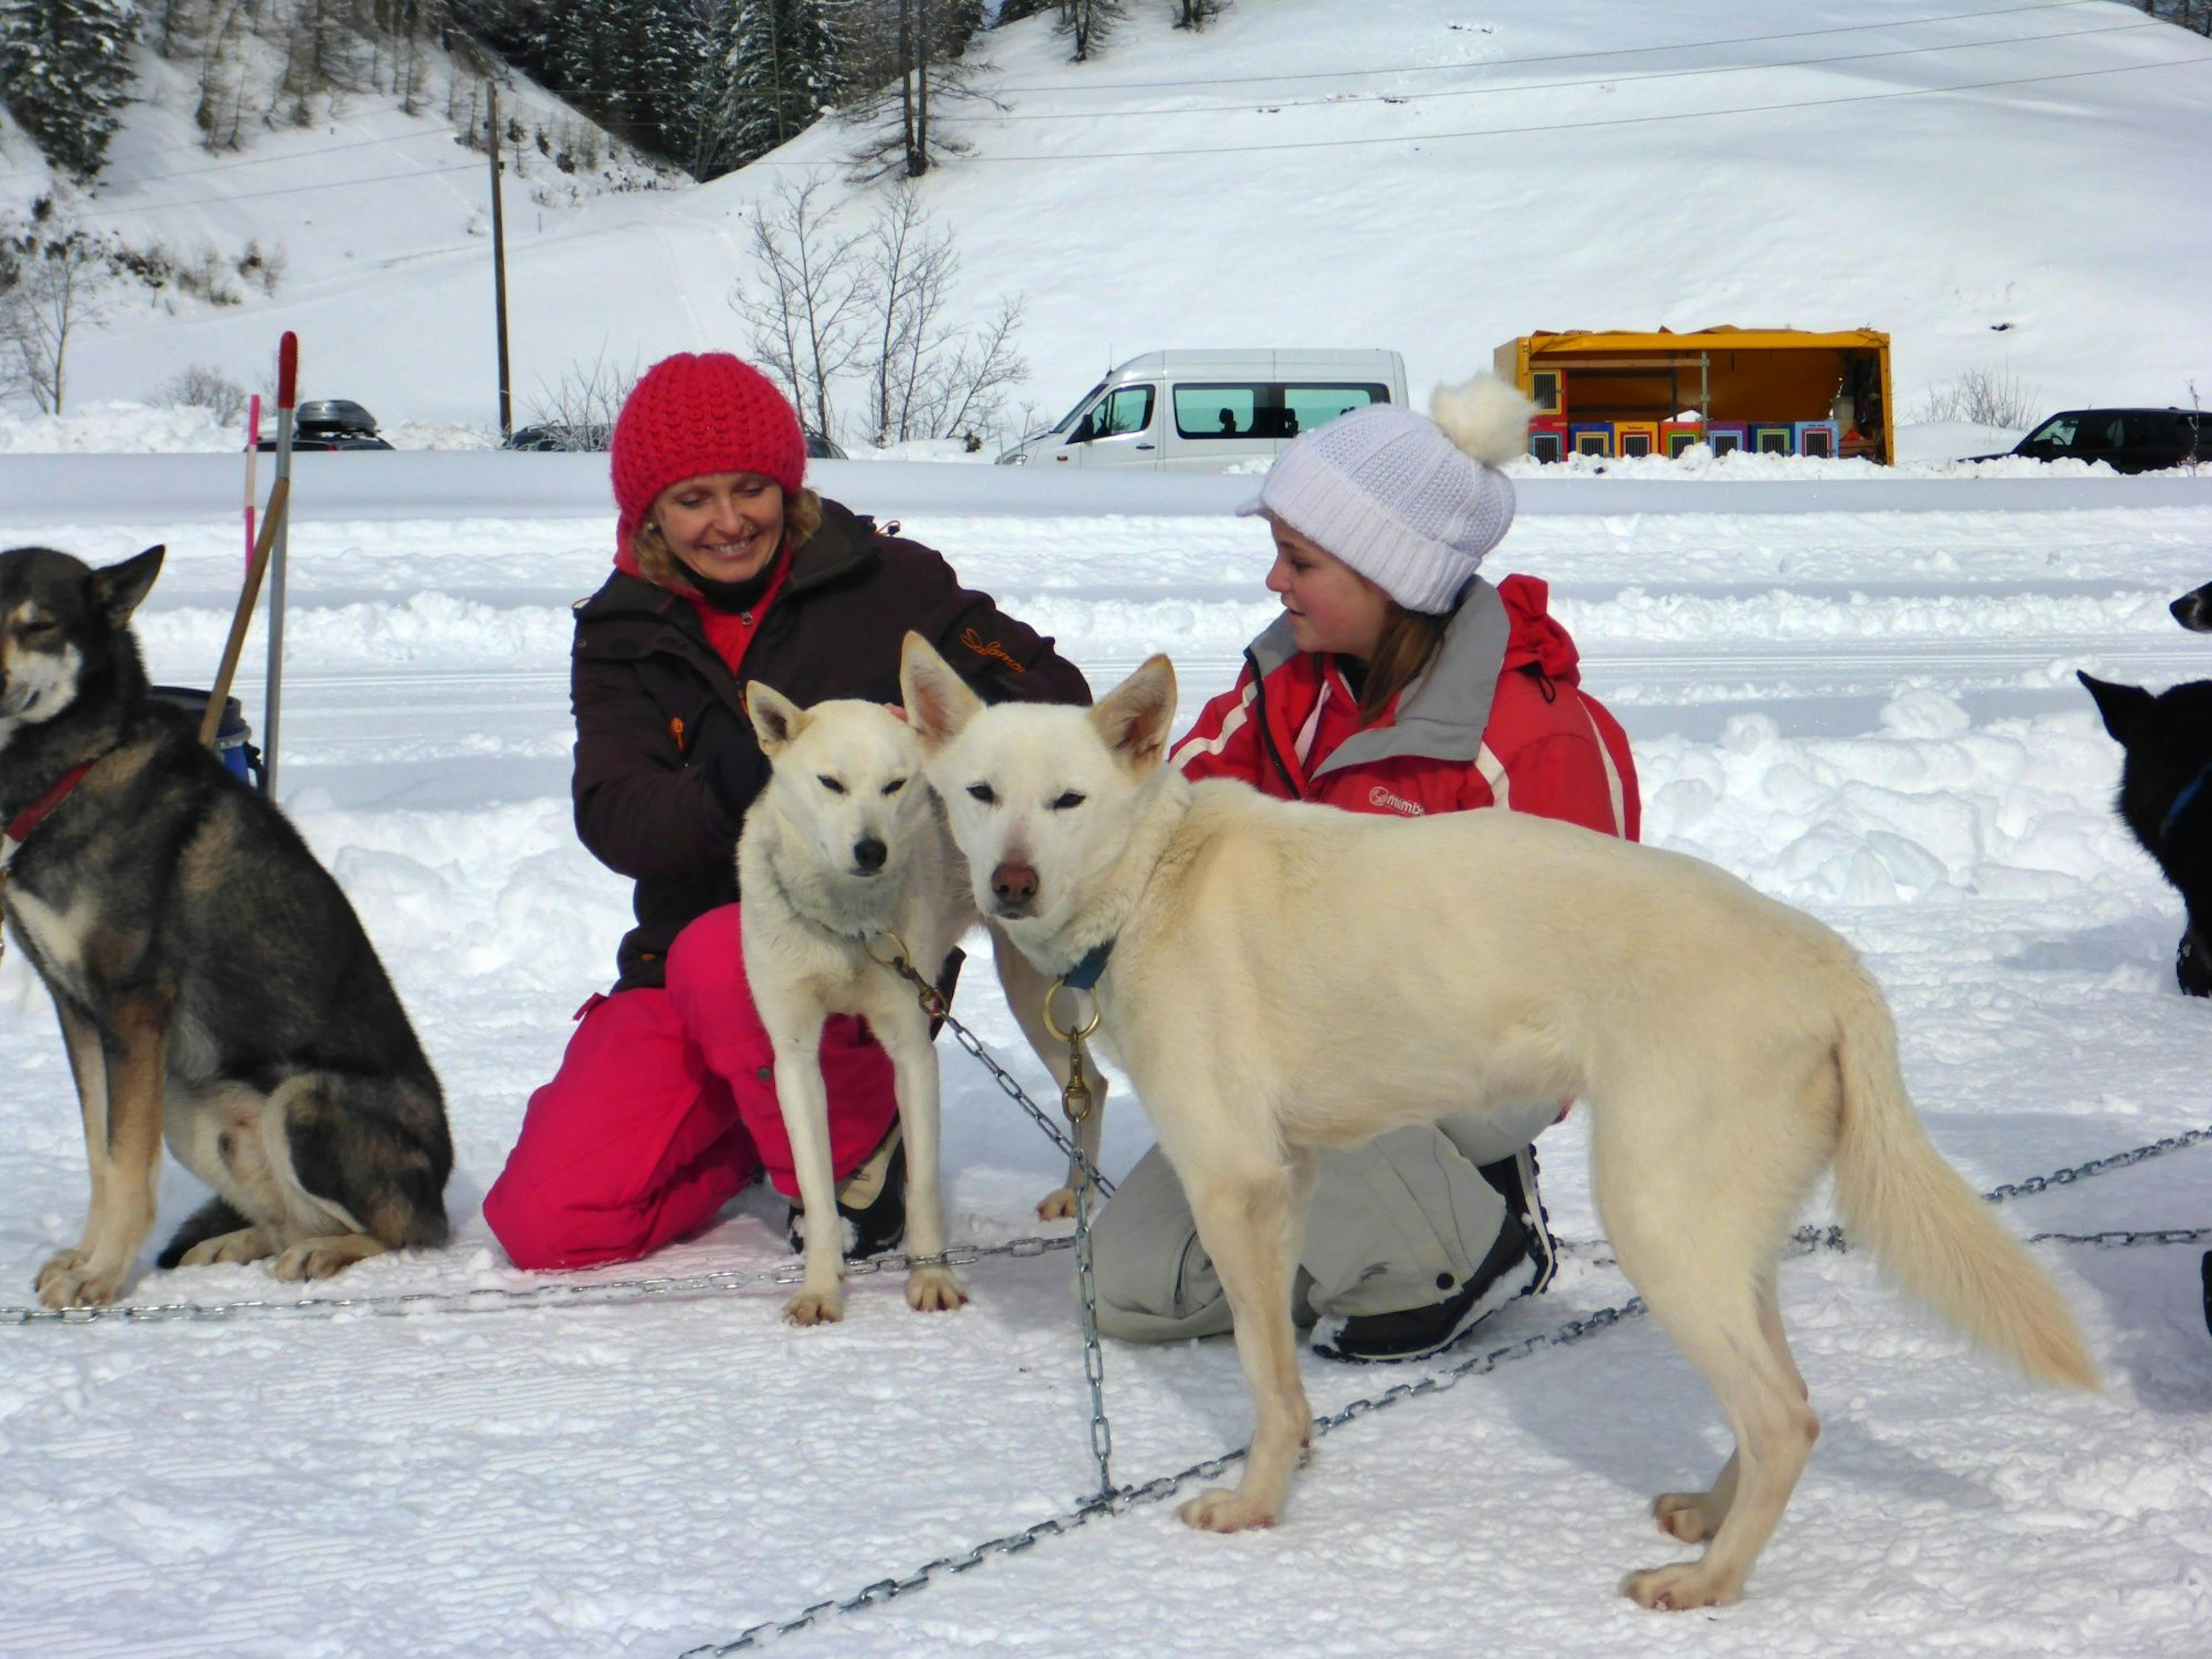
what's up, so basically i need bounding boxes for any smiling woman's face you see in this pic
[652,472,787,585]
[1263,517,1391,660]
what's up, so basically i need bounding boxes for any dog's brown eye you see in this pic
[967,783,996,805]
[881,778,907,796]
[817,775,846,794]
[1050,791,1086,811]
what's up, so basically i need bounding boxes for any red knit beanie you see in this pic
[609,353,808,550]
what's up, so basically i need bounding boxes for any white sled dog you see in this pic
[739,685,1103,1325]
[899,634,2097,1609]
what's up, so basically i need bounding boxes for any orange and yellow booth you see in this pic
[1493,326,1894,464]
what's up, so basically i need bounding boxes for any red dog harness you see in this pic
[0,760,99,968]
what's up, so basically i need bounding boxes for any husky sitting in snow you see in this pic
[0,545,452,1309]
[737,684,1102,1324]
[902,631,2098,1609]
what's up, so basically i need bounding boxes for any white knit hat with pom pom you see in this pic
[1237,373,1535,613]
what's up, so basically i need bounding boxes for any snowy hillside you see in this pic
[10,0,2212,437]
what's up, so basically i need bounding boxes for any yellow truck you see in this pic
[1492,326,1894,465]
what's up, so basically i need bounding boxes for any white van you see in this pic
[999,350,1409,472]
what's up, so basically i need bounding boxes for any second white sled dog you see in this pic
[899,633,2097,1610]
[740,685,1101,1324]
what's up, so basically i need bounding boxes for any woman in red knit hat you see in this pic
[483,353,1090,1271]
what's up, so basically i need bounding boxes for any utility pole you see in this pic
[487,82,513,442]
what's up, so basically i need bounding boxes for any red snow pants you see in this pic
[483,904,900,1271]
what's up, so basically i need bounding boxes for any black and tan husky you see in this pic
[1,545,450,1308]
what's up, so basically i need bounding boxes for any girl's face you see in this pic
[1264,518,1392,660]
[652,472,786,585]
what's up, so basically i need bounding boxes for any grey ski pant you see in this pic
[1089,1100,1559,1343]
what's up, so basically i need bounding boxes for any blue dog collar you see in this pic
[2161,763,2212,843]
[1060,940,1115,992]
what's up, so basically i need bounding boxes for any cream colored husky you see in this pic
[740,685,1103,1324]
[898,634,2097,1610]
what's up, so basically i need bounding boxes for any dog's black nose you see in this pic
[854,837,887,872]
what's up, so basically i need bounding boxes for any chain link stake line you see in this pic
[0,982,1126,1328]
[674,1120,2212,1657]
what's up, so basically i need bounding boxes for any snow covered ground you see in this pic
[2,465,2210,1655]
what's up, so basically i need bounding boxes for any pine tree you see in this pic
[694,0,841,179]
[0,0,141,181]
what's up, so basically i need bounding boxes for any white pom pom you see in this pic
[1429,374,1536,469]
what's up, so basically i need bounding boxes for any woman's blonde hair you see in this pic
[630,484,823,594]
[1358,603,1449,722]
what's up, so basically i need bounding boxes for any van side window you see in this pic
[1173,381,1389,440]
[1074,385,1157,442]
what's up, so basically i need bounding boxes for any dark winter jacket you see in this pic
[570,497,1090,990]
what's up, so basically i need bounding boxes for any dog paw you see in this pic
[180,1227,277,1269]
[783,1289,844,1326]
[1652,1491,1719,1543]
[1177,1488,1277,1533]
[272,1234,385,1281]
[905,1266,968,1313]
[1622,1561,1743,1611]
[1035,1187,1077,1222]
[36,1252,122,1309]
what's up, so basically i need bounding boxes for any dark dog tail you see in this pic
[157,1196,253,1268]
[285,1073,454,1251]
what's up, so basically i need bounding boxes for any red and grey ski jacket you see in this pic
[1167,573,1640,839]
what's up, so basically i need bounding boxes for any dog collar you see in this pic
[1060,939,1115,992]
[2161,762,2212,843]
[3,760,96,853]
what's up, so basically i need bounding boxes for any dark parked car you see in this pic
[1968,407,2207,474]
[501,423,846,458]
[256,398,393,452]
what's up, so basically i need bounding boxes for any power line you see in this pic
[756,52,2212,165]
[67,160,485,219]
[966,17,2162,123]
[978,0,2119,95]
[103,122,463,186]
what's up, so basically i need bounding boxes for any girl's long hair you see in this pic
[1358,602,1450,722]
[628,486,823,596]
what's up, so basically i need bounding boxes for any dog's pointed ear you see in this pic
[900,632,982,752]
[746,681,805,756]
[1090,654,1178,774]
[90,546,165,628]
[2079,671,2153,745]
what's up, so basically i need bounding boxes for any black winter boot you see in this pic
[1312,1146,1558,1363]
[787,1122,907,1260]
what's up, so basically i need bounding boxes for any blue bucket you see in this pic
[149,685,260,786]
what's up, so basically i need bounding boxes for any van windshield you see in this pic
[1052,382,1106,435]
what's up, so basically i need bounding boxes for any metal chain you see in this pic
[1072,1159,1114,1499]
[870,937,1115,1198]
[1983,1122,2212,1203]
[677,1118,2212,1656]
[676,1286,1653,1658]
[0,1236,1072,1328]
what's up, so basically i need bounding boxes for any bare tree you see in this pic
[1172,0,1225,29]
[153,362,251,424]
[858,185,1027,446]
[728,174,876,440]
[0,224,113,416]
[521,347,643,446]
[1911,363,2041,429]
